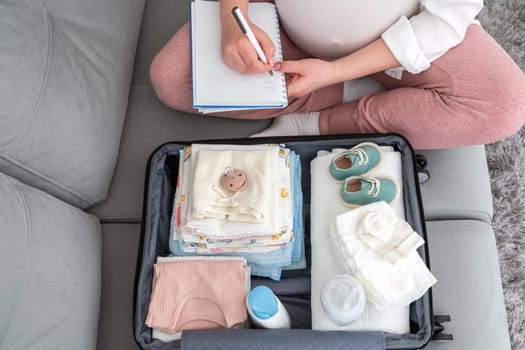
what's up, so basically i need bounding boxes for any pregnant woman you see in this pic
[150,0,525,149]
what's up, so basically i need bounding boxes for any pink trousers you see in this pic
[150,20,525,149]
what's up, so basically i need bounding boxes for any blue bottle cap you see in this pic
[247,286,279,320]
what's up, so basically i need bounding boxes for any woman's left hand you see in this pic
[274,58,336,97]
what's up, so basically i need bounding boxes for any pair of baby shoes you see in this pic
[329,142,400,207]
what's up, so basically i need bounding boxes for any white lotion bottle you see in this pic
[246,286,291,329]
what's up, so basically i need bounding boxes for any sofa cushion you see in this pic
[418,146,494,223]
[425,220,510,350]
[0,171,102,350]
[0,0,145,209]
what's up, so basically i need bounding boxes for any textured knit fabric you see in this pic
[358,209,424,263]
[150,7,525,149]
[331,201,436,308]
[185,144,290,239]
[151,256,251,342]
[145,258,248,333]
[192,148,278,223]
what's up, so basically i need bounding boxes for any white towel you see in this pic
[331,201,436,308]
[311,147,410,334]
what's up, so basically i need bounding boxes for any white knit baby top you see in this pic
[191,148,279,224]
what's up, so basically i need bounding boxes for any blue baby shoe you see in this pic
[340,175,400,207]
[329,142,383,182]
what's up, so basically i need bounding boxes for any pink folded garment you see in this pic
[145,258,248,333]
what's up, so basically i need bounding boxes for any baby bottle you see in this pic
[246,286,292,329]
[321,274,366,326]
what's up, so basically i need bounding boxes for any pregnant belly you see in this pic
[275,0,419,60]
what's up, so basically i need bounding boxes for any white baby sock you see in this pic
[250,111,320,138]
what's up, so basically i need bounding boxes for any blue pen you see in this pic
[231,6,274,76]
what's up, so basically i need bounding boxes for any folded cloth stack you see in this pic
[330,201,437,309]
[146,256,251,342]
[169,143,305,281]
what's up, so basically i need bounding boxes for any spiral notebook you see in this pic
[190,0,288,113]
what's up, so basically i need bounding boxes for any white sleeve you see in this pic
[381,0,483,74]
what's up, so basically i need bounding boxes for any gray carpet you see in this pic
[478,1,525,349]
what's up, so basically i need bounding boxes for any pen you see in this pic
[231,6,273,76]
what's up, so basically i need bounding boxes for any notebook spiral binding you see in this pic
[272,8,288,105]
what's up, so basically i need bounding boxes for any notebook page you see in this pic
[191,1,287,110]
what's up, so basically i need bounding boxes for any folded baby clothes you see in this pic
[182,145,293,251]
[310,147,410,334]
[191,148,278,223]
[290,151,304,263]
[170,232,294,281]
[182,234,290,253]
[184,144,291,238]
[145,257,248,333]
[153,322,248,344]
[168,144,305,280]
[331,201,437,309]
[151,256,251,342]
[357,207,425,264]
[155,255,251,291]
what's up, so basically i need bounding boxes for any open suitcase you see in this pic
[133,134,439,350]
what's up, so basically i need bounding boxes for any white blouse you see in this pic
[274,0,483,77]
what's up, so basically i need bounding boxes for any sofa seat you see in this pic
[0,172,102,350]
[418,147,493,223]
[425,220,510,350]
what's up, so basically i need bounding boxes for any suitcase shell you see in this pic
[134,134,434,350]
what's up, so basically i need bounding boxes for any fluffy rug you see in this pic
[478,1,525,349]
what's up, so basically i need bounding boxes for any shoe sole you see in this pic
[338,175,401,208]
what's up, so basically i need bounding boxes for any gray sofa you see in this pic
[0,0,513,349]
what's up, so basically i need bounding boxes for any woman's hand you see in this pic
[275,38,401,98]
[221,16,275,74]
[275,59,336,97]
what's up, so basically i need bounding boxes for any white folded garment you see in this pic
[191,148,277,223]
[331,201,436,308]
[357,205,425,264]
[311,146,410,334]
[181,144,293,240]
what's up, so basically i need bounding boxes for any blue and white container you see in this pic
[246,286,291,329]
[321,274,366,326]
